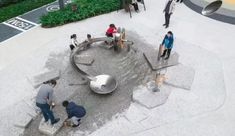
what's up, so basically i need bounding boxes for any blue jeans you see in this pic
[36,103,55,123]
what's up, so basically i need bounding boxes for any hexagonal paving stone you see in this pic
[165,64,195,90]
[124,103,148,123]
[133,83,172,109]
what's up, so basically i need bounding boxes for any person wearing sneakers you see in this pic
[62,100,86,127]
[160,31,174,60]
[163,0,176,28]
[36,80,60,125]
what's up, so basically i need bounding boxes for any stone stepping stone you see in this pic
[124,103,148,123]
[38,117,66,136]
[75,55,94,65]
[133,83,172,109]
[14,114,33,129]
[165,64,195,90]
[38,106,67,136]
[143,50,179,70]
[28,70,60,89]
[13,101,39,128]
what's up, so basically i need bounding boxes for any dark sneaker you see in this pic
[51,118,60,125]
[72,124,80,127]
[163,24,166,26]
[165,57,169,60]
[165,25,169,28]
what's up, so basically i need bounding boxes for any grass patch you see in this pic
[40,0,120,27]
[0,0,55,23]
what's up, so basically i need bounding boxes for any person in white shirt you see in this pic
[70,34,79,50]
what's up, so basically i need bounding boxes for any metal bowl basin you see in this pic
[89,75,117,94]
[202,0,222,16]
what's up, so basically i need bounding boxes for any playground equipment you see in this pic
[70,29,133,94]
[202,0,223,16]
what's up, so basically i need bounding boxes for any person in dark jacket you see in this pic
[160,31,174,60]
[62,101,86,127]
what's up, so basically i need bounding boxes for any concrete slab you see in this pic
[38,119,63,136]
[124,103,148,123]
[133,83,172,109]
[12,100,38,129]
[38,106,67,136]
[14,114,33,129]
[75,55,94,65]
[29,70,60,89]
[143,50,179,70]
[165,64,195,90]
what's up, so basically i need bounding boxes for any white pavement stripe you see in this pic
[0,23,39,44]
[2,22,25,32]
[15,17,39,26]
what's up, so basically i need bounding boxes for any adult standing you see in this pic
[163,0,176,28]
[132,0,139,12]
[62,101,86,127]
[160,31,174,60]
[36,80,60,125]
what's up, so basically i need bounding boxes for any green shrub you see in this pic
[40,0,120,27]
[0,0,55,23]
[0,0,25,8]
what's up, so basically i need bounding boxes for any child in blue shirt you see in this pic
[160,31,174,60]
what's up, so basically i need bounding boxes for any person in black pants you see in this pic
[36,80,60,125]
[163,0,176,28]
[132,0,139,12]
[160,31,174,60]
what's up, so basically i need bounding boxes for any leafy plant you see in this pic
[0,0,55,23]
[40,0,121,27]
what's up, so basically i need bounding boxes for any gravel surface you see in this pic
[23,32,156,136]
